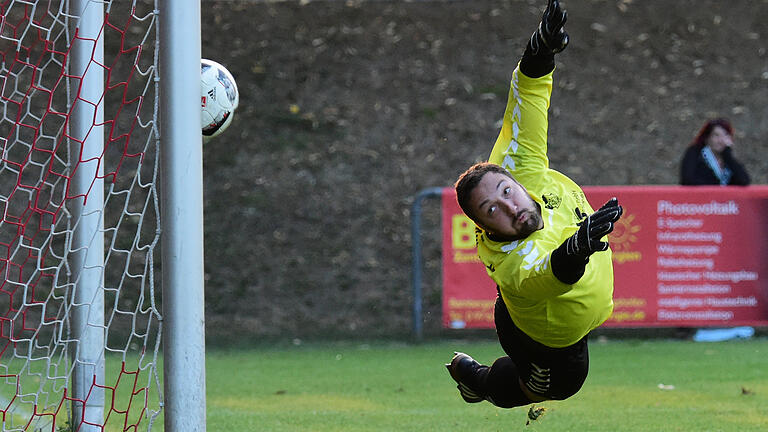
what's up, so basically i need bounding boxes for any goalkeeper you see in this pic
[446,0,623,408]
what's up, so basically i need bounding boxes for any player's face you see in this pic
[706,125,733,154]
[468,172,543,240]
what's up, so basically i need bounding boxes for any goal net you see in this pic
[0,1,163,430]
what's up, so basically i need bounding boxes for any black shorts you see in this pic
[494,293,589,400]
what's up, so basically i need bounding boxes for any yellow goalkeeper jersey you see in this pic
[478,66,614,348]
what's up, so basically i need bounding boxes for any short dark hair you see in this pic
[454,162,515,222]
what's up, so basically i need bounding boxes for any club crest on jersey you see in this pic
[541,193,561,210]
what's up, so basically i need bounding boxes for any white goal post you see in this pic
[159,0,207,431]
[0,1,206,431]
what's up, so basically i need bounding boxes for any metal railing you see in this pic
[410,187,443,341]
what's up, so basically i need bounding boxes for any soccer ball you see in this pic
[201,59,239,138]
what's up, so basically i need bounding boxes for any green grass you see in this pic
[205,338,768,432]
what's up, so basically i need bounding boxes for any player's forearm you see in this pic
[520,50,555,79]
[550,245,588,284]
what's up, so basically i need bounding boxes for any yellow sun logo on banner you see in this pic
[609,213,642,263]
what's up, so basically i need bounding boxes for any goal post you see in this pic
[159,0,207,431]
[0,1,206,431]
[70,0,106,429]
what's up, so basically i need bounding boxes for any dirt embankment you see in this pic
[200,0,768,343]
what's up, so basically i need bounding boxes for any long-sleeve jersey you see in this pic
[477,65,614,348]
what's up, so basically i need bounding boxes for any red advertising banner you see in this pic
[441,186,768,328]
[441,190,497,329]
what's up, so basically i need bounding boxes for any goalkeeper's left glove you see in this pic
[528,0,569,56]
[551,198,623,284]
[563,197,623,258]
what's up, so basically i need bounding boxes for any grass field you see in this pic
[204,337,768,432]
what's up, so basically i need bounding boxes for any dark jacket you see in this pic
[680,145,751,186]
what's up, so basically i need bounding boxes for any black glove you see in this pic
[551,197,623,284]
[528,0,569,56]
[564,197,623,258]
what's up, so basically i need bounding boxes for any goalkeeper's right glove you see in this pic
[528,0,569,56]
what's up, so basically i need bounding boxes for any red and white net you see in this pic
[0,1,161,430]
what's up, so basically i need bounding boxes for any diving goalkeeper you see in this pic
[446,0,623,408]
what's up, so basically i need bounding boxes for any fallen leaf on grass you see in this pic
[526,405,547,426]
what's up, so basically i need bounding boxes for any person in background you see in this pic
[680,118,750,186]
[679,118,753,342]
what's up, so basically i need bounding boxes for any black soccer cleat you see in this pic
[445,352,485,403]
